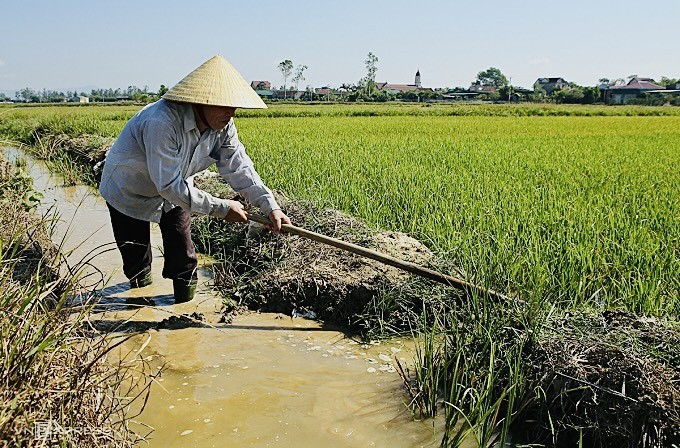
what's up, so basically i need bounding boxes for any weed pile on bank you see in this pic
[26,129,112,186]
[521,310,680,446]
[0,156,151,446]
[192,173,446,334]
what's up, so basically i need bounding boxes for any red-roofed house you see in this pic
[605,77,665,104]
[250,81,271,90]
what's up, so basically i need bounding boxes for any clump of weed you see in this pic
[518,310,680,447]
[0,155,154,447]
[397,293,537,447]
[192,172,445,334]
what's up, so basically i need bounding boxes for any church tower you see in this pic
[415,69,421,88]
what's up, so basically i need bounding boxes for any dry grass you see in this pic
[0,156,155,447]
[520,310,680,447]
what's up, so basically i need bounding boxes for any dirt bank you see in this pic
[193,172,448,333]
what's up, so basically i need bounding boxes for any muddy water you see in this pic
[4,148,441,447]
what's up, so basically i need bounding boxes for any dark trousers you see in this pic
[106,203,198,283]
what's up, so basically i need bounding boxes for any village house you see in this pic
[250,80,274,100]
[272,89,304,100]
[314,86,339,100]
[534,77,570,94]
[314,86,333,95]
[376,70,431,94]
[604,77,665,104]
[644,82,680,103]
[468,83,497,93]
[250,81,271,90]
[254,89,274,100]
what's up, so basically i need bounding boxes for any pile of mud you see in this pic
[520,310,680,447]
[90,312,207,333]
[193,173,445,331]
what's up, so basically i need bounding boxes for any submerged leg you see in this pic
[159,206,198,303]
[106,203,153,288]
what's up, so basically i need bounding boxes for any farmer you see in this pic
[99,55,290,303]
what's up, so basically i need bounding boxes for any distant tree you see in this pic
[658,76,679,87]
[46,90,66,102]
[552,85,598,104]
[16,88,39,103]
[277,60,293,99]
[582,86,599,103]
[304,85,315,101]
[398,91,419,102]
[132,91,152,103]
[364,52,379,95]
[339,83,353,92]
[158,84,169,96]
[419,90,439,101]
[476,67,508,89]
[291,64,308,93]
[371,89,392,102]
[498,85,514,101]
[484,90,502,101]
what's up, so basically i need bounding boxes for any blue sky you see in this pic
[1,0,678,94]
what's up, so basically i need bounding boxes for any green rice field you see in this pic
[1,103,678,315]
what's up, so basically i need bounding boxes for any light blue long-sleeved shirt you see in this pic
[99,99,279,223]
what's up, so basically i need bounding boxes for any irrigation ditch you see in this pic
[0,151,153,447]
[1,110,679,447]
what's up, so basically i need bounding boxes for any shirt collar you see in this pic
[180,102,199,134]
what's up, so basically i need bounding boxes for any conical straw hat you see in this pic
[163,55,267,109]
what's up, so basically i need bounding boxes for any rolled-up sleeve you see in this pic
[143,119,231,218]
[215,123,279,216]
